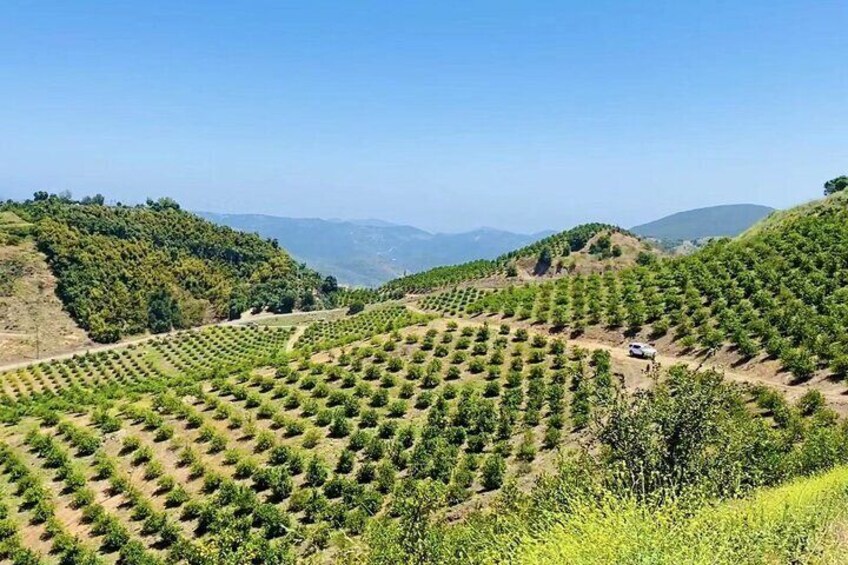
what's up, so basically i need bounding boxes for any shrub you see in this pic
[306,457,329,487]
[480,454,506,491]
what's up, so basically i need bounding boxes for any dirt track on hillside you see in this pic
[404,303,848,414]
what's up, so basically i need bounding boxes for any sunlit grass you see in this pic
[517,466,848,565]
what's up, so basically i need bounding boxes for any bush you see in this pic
[481,454,506,491]
[306,457,329,487]
[796,390,826,417]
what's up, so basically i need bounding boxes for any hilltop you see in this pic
[201,205,774,289]
[445,189,848,388]
[631,203,775,242]
[199,212,548,287]
[375,223,654,298]
[1,194,331,343]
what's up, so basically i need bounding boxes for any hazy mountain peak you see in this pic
[631,204,775,241]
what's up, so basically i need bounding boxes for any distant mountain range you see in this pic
[630,204,775,242]
[198,212,552,287]
[201,203,774,287]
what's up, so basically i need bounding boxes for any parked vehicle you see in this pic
[629,342,657,360]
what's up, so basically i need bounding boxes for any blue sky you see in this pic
[0,1,845,233]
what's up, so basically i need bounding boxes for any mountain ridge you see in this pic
[630,203,775,242]
[199,212,553,287]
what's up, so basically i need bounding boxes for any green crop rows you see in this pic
[418,287,490,315]
[467,199,848,383]
[295,305,432,351]
[0,320,627,561]
[0,325,292,403]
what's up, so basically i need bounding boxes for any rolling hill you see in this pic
[201,205,773,290]
[376,223,651,297]
[465,190,848,383]
[199,212,550,287]
[0,194,329,343]
[630,203,775,242]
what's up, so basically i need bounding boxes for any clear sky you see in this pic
[0,1,845,233]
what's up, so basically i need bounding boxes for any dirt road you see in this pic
[405,308,848,412]
[0,310,335,374]
[566,335,848,410]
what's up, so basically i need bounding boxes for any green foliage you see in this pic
[378,223,617,296]
[480,454,506,491]
[0,255,26,297]
[2,195,326,341]
[517,466,848,565]
[824,175,848,195]
[419,287,489,315]
[296,305,431,350]
[359,365,848,564]
[471,195,848,380]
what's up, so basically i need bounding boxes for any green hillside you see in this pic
[467,191,848,382]
[1,194,329,342]
[514,467,848,564]
[377,223,622,296]
[356,366,848,564]
[2,188,848,564]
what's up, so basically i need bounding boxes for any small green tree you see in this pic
[480,453,506,491]
[306,456,328,487]
[824,175,848,195]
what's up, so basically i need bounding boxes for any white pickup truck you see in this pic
[629,342,658,360]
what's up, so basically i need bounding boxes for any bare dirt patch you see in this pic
[0,241,89,364]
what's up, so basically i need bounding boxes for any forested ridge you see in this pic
[1,194,330,342]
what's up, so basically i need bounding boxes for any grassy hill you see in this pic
[513,466,848,564]
[631,203,775,242]
[1,194,329,342]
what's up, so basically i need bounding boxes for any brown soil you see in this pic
[0,241,90,364]
[403,303,848,413]
[464,312,848,414]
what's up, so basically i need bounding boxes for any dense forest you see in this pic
[1,193,332,342]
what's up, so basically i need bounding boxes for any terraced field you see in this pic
[0,325,292,403]
[3,302,847,564]
[294,305,432,351]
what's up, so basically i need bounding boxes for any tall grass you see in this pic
[516,466,848,564]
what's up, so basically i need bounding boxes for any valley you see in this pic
[2,4,842,563]
[2,185,848,564]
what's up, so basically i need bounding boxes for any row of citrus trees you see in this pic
[465,197,848,382]
[353,366,848,564]
[2,304,848,563]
